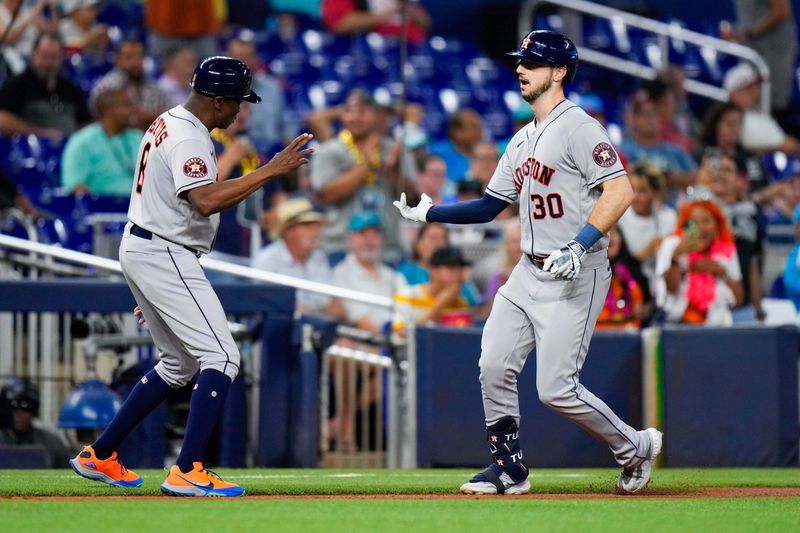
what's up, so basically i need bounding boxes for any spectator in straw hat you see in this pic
[252,197,344,317]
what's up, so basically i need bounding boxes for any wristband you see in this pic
[573,223,603,251]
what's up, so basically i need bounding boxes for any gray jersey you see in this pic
[127,105,219,253]
[486,100,625,256]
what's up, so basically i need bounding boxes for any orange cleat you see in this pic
[160,462,245,497]
[69,445,143,488]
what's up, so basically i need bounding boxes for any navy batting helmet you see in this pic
[506,30,579,84]
[191,56,262,103]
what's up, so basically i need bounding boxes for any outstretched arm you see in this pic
[187,134,314,216]
[394,192,508,224]
[427,193,509,224]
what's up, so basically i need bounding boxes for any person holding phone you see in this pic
[654,196,744,325]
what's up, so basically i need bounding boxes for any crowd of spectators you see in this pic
[1,0,800,337]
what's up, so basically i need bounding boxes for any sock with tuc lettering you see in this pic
[176,369,232,474]
[486,416,529,482]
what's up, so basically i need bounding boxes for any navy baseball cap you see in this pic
[350,211,382,232]
[191,56,262,103]
[430,246,471,267]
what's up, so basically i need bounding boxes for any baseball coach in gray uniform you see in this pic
[70,57,314,497]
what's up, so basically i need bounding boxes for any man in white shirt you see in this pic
[725,63,800,156]
[332,212,404,332]
[617,164,677,291]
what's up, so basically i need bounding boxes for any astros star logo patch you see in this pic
[521,37,532,50]
[592,142,617,168]
[183,157,208,178]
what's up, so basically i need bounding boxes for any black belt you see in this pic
[526,253,548,267]
[130,223,200,256]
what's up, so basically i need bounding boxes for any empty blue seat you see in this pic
[6,135,65,190]
[582,17,617,53]
[269,51,319,83]
[97,1,143,32]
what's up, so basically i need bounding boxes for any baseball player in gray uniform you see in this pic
[395,30,662,495]
[70,57,314,497]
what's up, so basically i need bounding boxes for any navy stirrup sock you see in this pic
[486,416,529,482]
[92,368,172,460]
[176,369,232,473]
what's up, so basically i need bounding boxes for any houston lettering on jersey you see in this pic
[147,117,169,147]
[513,157,556,193]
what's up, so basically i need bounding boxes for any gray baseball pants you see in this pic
[479,252,646,467]
[119,226,240,387]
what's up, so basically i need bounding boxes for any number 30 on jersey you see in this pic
[530,193,563,219]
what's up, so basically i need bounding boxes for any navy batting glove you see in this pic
[543,240,586,280]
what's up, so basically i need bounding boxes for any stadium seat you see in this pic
[65,53,113,95]
[96,1,143,33]
[425,35,480,63]
[583,17,617,53]
[269,51,319,84]
[299,29,350,58]
[6,135,64,191]
[762,152,800,183]
[306,80,347,109]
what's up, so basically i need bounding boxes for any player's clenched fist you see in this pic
[393,192,432,222]
[543,240,586,280]
[266,133,315,175]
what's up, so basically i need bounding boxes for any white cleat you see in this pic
[459,464,531,495]
[616,427,663,495]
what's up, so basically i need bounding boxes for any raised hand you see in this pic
[393,192,433,223]
[266,133,315,176]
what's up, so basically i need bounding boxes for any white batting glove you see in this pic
[543,240,586,280]
[393,192,433,223]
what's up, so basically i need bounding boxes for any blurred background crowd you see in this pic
[2,0,800,338]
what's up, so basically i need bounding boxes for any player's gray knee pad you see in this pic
[486,416,529,481]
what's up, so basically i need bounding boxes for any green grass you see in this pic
[0,468,798,497]
[1,469,799,532]
[1,498,799,533]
